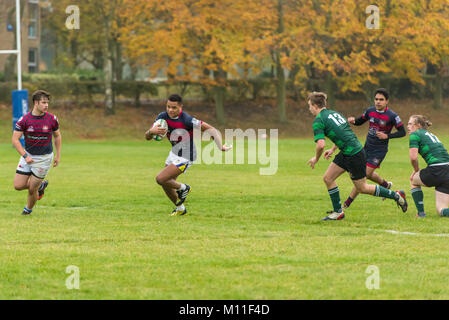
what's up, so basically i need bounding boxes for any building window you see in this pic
[28,2,39,39]
[28,48,38,73]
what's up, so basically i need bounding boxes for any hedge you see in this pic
[0,80,158,105]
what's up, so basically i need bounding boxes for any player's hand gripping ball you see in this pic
[152,119,168,141]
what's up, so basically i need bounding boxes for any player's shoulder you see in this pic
[156,111,168,120]
[385,107,399,116]
[18,112,33,123]
[180,110,199,125]
[46,112,58,120]
[179,110,193,120]
[314,108,329,120]
[365,106,377,113]
[410,129,423,140]
[22,111,33,119]
[313,111,324,122]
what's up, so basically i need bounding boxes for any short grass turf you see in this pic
[1,136,449,299]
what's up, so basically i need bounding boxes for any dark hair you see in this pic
[32,90,51,104]
[374,88,389,100]
[168,93,182,104]
[307,91,327,107]
[411,115,432,129]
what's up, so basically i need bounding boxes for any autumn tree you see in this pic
[283,0,386,106]
[350,0,449,107]
[120,0,261,124]
[42,0,127,114]
[406,0,449,109]
[242,0,306,123]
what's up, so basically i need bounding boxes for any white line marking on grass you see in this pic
[39,206,90,210]
[384,230,449,237]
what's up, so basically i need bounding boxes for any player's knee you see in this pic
[355,184,369,194]
[366,171,374,179]
[14,183,25,191]
[155,175,166,186]
[322,175,333,186]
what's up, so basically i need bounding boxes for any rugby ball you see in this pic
[152,119,168,141]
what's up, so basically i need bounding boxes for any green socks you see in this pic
[441,208,449,217]
[328,187,342,212]
[411,188,425,215]
[374,185,396,199]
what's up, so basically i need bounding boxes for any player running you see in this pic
[12,90,62,215]
[407,115,449,218]
[306,91,407,221]
[343,88,406,208]
[145,94,232,216]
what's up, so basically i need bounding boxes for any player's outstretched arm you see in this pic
[201,121,232,151]
[308,139,325,169]
[348,116,366,126]
[324,144,338,160]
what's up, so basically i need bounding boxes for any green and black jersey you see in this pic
[313,109,363,156]
[409,129,449,165]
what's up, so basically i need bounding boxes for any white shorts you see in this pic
[16,152,53,179]
[165,151,193,173]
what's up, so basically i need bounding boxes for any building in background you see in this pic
[0,0,42,75]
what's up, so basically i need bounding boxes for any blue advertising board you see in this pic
[12,90,29,147]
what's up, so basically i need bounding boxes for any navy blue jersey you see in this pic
[359,106,403,150]
[155,111,202,161]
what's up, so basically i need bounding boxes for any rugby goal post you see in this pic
[1,0,23,90]
[0,0,27,147]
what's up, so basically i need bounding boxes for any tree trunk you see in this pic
[214,86,226,125]
[433,73,442,109]
[213,70,226,124]
[276,54,287,123]
[103,32,114,114]
[324,73,336,108]
[115,40,123,81]
[104,56,114,115]
[70,38,78,67]
[276,0,287,123]
[102,4,115,115]
[135,82,141,107]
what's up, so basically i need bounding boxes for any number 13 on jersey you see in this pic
[328,113,347,126]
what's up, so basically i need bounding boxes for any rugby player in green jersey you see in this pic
[408,115,449,217]
[306,92,407,221]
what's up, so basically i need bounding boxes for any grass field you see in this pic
[1,135,449,300]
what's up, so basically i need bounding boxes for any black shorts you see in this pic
[420,165,449,194]
[364,145,388,169]
[333,149,367,180]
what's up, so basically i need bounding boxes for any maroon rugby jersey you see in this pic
[14,112,59,155]
[360,106,402,149]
